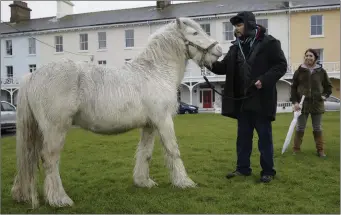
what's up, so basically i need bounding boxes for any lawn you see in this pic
[1,112,340,214]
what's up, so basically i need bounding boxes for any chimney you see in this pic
[9,1,31,23]
[283,1,292,8]
[156,0,171,10]
[57,1,74,19]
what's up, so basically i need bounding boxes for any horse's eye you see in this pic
[193,32,198,35]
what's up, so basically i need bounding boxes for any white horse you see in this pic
[11,17,223,208]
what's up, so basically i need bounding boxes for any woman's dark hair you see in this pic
[304,48,319,62]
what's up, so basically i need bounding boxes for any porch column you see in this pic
[10,90,14,104]
[189,86,193,105]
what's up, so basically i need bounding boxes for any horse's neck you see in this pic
[133,43,187,87]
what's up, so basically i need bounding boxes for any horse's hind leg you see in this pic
[40,118,74,207]
[155,115,197,188]
[133,126,158,188]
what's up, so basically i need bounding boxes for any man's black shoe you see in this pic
[260,175,273,183]
[226,170,251,179]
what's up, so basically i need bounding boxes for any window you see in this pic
[1,102,16,112]
[80,33,88,50]
[223,22,234,41]
[125,59,131,63]
[310,15,323,36]
[6,66,13,77]
[200,24,211,36]
[256,19,268,33]
[98,60,106,65]
[6,40,12,55]
[55,36,63,52]
[29,64,36,73]
[98,32,106,49]
[313,49,324,64]
[125,29,134,47]
[28,38,36,54]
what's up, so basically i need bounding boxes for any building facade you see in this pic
[290,2,340,98]
[1,0,340,110]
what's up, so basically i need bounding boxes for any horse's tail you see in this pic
[11,73,41,208]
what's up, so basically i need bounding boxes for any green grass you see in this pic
[1,112,340,214]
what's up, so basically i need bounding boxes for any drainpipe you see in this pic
[288,2,291,73]
[147,21,151,35]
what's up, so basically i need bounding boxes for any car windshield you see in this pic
[327,97,340,103]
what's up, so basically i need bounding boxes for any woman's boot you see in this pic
[313,131,326,157]
[293,130,304,154]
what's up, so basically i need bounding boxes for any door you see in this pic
[202,90,212,108]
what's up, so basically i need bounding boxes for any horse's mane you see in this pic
[132,18,204,66]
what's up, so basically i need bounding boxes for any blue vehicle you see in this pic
[178,102,199,114]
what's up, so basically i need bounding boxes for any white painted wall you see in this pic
[36,25,151,69]
[1,36,39,80]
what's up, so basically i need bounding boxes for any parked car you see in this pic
[1,101,17,132]
[178,102,199,114]
[324,95,340,111]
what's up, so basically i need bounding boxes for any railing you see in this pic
[1,62,340,88]
[184,61,340,79]
[290,62,340,73]
[1,77,20,86]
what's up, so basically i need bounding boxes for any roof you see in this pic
[0,0,339,35]
[290,0,340,8]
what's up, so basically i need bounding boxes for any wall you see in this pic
[290,9,340,64]
[1,36,39,79]
[37,24,151,68]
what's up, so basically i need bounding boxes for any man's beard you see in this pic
[234,29,243,38]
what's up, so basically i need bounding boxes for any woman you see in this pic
[290,48,333,157]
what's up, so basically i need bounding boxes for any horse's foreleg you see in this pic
[41,121,73,207]
[156,115,197,188]
[133,126,157,188]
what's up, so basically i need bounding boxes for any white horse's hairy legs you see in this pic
[41,125,73,207]
[133,126,157,188]
[156,115,196,188]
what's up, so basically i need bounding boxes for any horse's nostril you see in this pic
[216,45,222,54]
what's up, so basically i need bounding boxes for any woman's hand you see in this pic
[293,102,301,111]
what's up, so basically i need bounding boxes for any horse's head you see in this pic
[175,17,223,67]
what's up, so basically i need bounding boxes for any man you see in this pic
[205,11,287,183]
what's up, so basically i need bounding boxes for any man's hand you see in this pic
[255,80,262,89]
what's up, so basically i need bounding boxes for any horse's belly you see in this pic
[73,110,148,135]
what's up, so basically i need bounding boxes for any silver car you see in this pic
[1,101,16,131]
[324,96,340,111]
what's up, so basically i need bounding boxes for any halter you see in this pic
[183,38,219,67]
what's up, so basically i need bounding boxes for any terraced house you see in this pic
[0,0,340,112]
[289,0,340,98]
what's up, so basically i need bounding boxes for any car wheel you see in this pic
[184,110,189,114]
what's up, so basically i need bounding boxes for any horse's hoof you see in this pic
[173,177,197,188]
[134,178,158,188]
[46,195,74,208]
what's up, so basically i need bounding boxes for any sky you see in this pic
[1,1,195,22]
